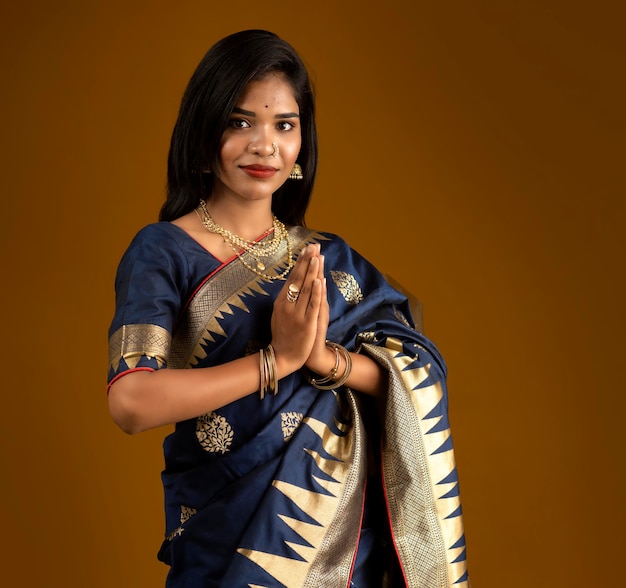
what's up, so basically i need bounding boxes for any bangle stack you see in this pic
[307,341,352,390]
[259,344,278,399]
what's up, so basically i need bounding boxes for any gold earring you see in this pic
[289,163,303,180]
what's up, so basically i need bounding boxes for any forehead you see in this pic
[236,74,299,111]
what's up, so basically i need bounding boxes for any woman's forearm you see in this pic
[306,346,387,397]
[108,345,386,436]
[108,353,263,434]
[344,352,387,397]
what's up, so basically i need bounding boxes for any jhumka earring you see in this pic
[289,163,303,180]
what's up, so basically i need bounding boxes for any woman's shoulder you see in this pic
[116,222,194,278]
[130,221,187,245]
[305,229,350,249]
[118,222,221,285]
[309,229,382,275]
[124,221,205,257]
[310,230,368,260]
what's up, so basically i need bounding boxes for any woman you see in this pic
[108,30,469,588]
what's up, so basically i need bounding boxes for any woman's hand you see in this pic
[304,253,336,376]
[271,244,323,377]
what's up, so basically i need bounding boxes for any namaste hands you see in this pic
[270,244,334,379]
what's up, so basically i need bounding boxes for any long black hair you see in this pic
[160,30,317,226]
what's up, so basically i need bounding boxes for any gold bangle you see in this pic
[259,344,278,399]
[332,343,352,388]
[307,342,352,390]
[259,347,266,400]
[266,344,278,396]
[309,342,341,386]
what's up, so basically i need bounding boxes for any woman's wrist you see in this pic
[306,342,353,390]
[304,346,337,378]
[272,347,304,380]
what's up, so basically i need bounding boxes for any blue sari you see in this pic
[108,222,469,587]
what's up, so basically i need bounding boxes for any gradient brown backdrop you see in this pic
[1,1,624,586]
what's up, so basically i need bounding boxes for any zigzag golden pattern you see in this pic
[189,279,271,364]
[364,338,468,587]
[237,415,354,587]
[170,228,328,369]
[108,323,170,372]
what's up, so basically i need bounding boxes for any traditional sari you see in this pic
[108,222,469,588]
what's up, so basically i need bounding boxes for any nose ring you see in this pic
[271,142,279,158]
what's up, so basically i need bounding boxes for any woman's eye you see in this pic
[277,121,296,131]
[229,118,250,129]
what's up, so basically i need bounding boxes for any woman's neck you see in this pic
[203,197,274,242]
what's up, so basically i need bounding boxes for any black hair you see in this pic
[160,30,317,226]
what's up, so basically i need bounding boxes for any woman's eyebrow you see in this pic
[232,107,300,119]
[232,107,256,117]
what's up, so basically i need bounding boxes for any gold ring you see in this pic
[286,283,300,303]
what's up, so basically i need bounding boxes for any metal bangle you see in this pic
[260,344,278,399]
[308,341,340,386]
[307,342,352,390]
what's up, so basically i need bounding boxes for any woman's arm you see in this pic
[108,355,257,434]
[109,245,324,434]
[303,254,387,397]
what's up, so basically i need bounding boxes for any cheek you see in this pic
[219,132,252,165]
[218,138,237,166]
[285,136,302,163]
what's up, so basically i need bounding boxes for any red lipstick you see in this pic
[241,165,278,179]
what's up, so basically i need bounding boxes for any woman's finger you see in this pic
[282,245,320,308]
[303,278,322,319]
[280,246,314,299]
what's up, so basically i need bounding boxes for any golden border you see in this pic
[108,323,170,372]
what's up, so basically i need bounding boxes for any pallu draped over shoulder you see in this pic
[108,222,469,588]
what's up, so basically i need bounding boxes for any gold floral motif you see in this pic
[180,505,197,524]
[330,271,363,306]
[167,526,184,541]
[393,305,411,328]
[281,411,303,442]
[166,505,198,542]
[196,412,234,453]
[357,331,378,345]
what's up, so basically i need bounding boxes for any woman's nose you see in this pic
[248,129,276,157]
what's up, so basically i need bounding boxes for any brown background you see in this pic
[1,1,624,586]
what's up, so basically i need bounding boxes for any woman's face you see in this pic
[212,74,302,207]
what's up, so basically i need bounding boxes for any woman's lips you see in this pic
[241,165,278,179]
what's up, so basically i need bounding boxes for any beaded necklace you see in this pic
[195,200,294,281]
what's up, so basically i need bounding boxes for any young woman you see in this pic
[108,30,469,588]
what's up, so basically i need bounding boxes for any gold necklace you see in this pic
[195,200,294,281]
